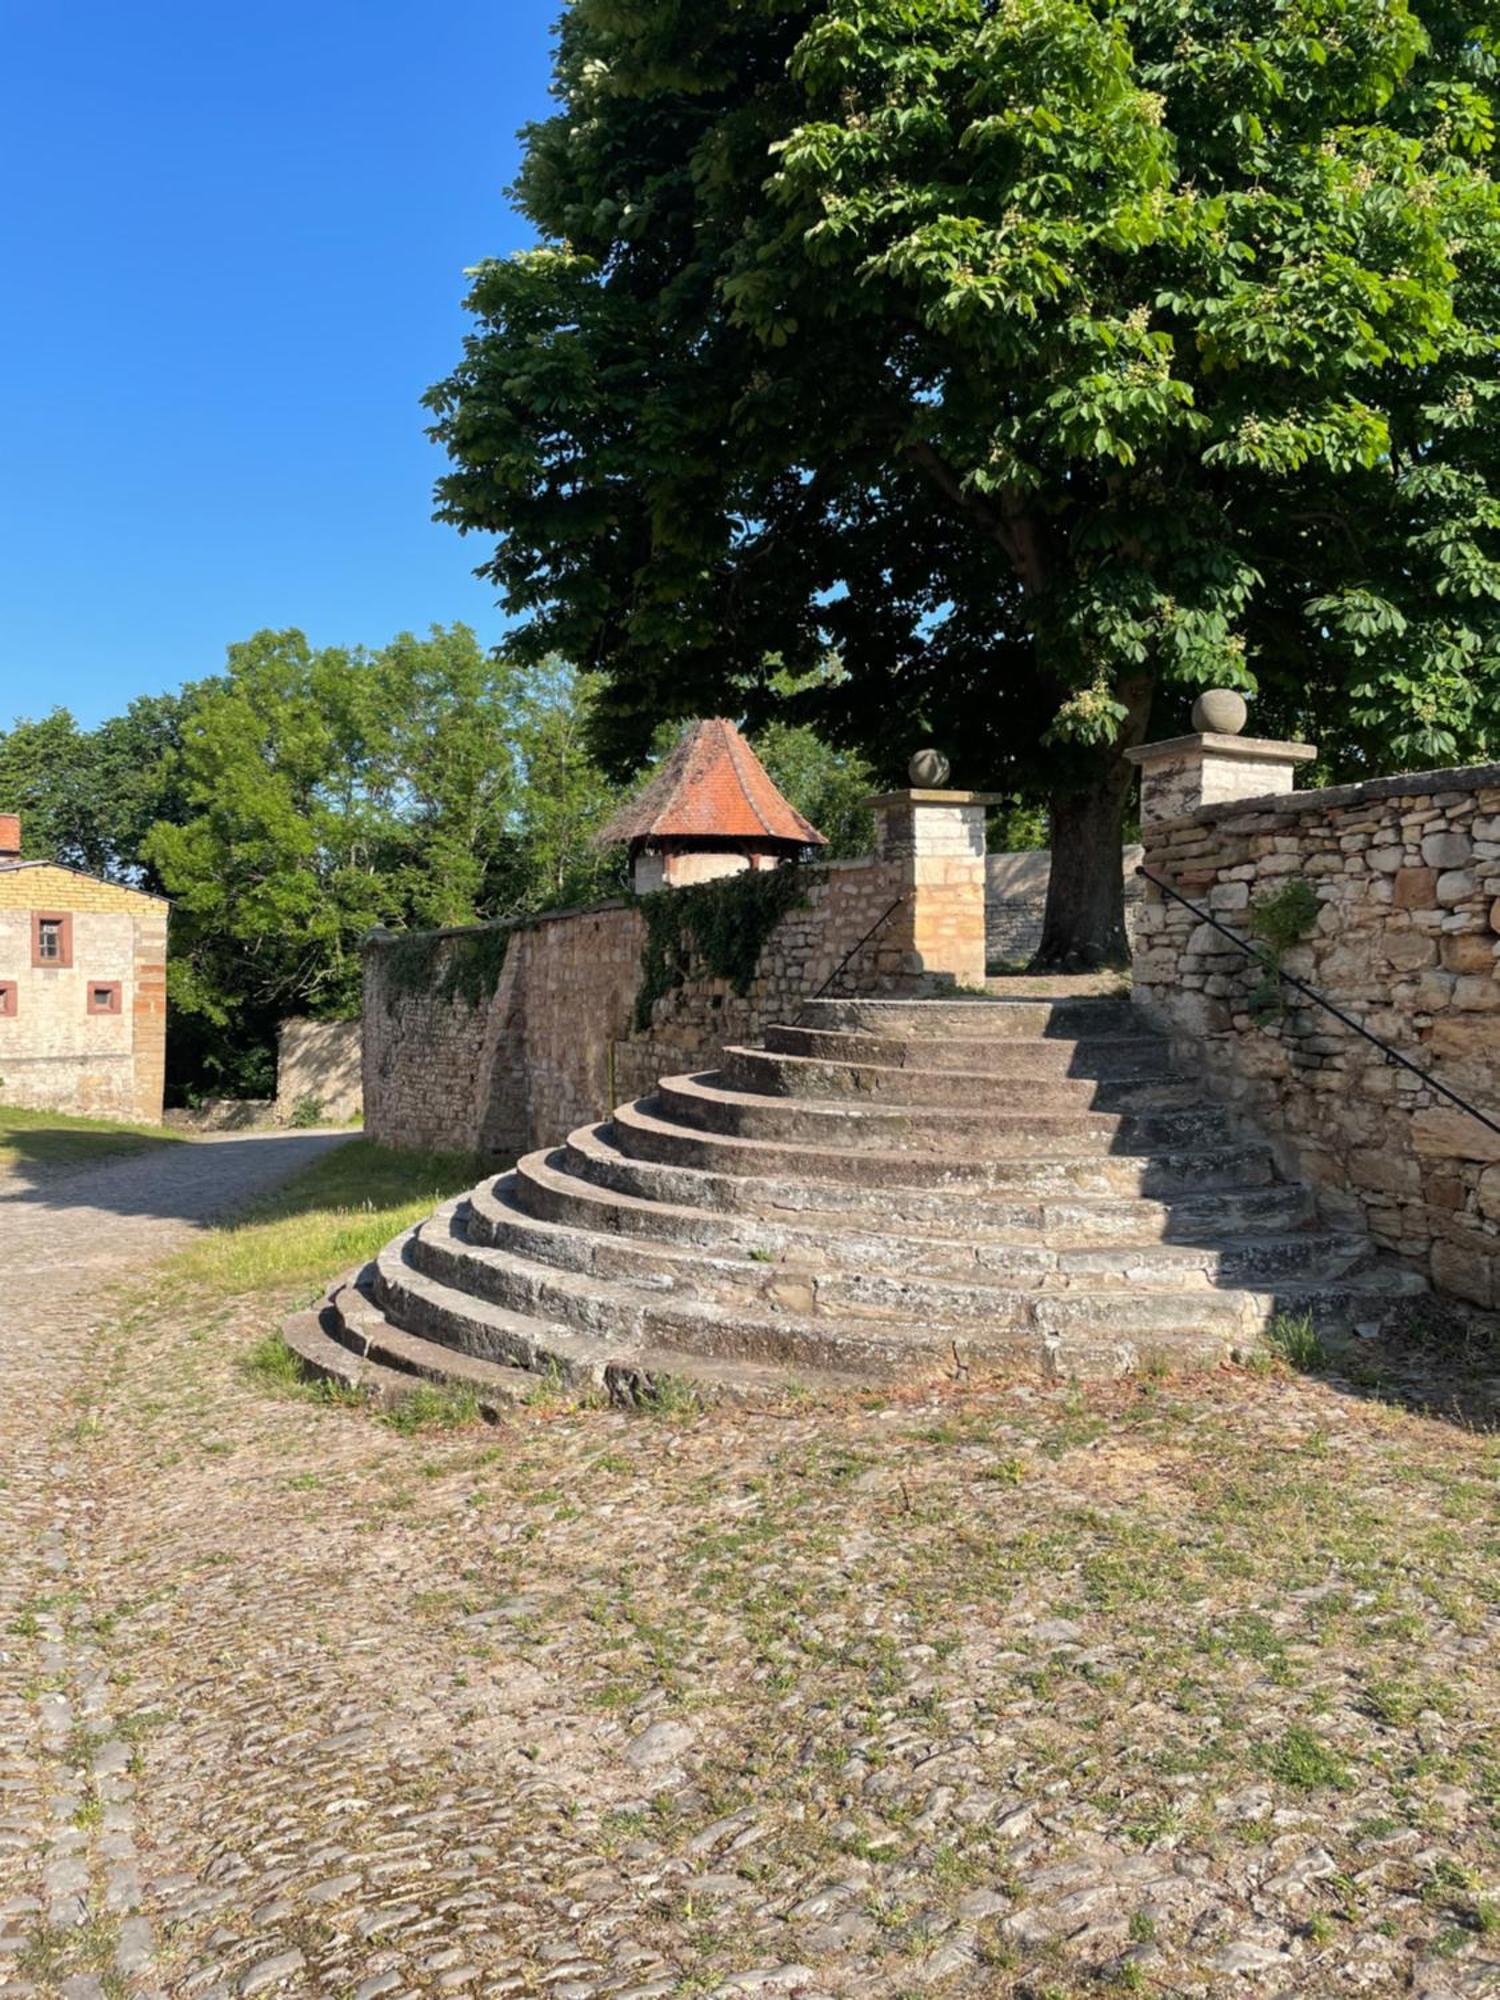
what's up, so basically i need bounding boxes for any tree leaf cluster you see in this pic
[426,0,1500,958]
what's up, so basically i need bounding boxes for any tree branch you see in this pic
[903,440,1047,596]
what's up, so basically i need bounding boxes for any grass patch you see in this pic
[166,1138,488,1297]
[0,1101,182,1176]
[1264,1724,1351,1792]
[1264,1312,1328,1374]
[381,1384,483,1434]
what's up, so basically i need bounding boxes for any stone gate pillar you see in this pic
[867,787,1000,990]
[1125,726,1317,826]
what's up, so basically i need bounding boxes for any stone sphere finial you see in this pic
[908,747,951,788]
[1191,688,1248,736]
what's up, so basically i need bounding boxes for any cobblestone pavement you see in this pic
[0,1135,347,2000]
[3,1144,1500,1998]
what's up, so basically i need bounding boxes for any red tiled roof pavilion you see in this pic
[595,718,827,853]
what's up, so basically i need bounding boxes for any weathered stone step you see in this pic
[628,1088,1248,1176]
[471,1173,1372,1323]
[398,1204,1282,1374]
[763,1023,1173,1078]
[281,1304,440,1411]
[797,996,1139,1038]
[724,1045,1198,1110]
[372,1220,874,1395]
[328,1272,536,1409]
[656,1073,1234,1156]
[563,1122,1313,1239]
[384,1211,961,1378]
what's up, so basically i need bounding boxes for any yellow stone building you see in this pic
[0,815,169,1123]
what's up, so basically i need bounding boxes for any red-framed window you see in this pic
[32,912,73,967]
[0,982,16,1017]
[87,981,123,1016]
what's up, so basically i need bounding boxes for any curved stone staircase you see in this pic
[285,994,1425,1408]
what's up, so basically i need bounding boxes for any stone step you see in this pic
[371,1219,874,1396]
[763,1023,1173,1078]
[655,1072,1234,1156]
[472,1173,1374,1319]
[562,1122,1314,1239]
[797,996,1139,1038]
[381,1210,960,1379]
[612,1097,1270,1195]
[281,1304,433,1410]
[328,1272,537,1410]
[396,1203,1290,1376]
[724,1044,1199,1111]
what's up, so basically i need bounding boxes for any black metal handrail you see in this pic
[804,891,910,1008]
[1137,865,1500,1140]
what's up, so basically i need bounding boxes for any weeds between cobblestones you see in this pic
[4,1137,1500,1998]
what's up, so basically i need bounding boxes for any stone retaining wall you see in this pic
[275,1018,362,1125]
[1135,764,1500,1308]
[363,858,909,1157]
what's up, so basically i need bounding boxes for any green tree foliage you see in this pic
[427,0,1500,963]
[0,697,187,885]
[1,628,636,1100]
[509,660,630,908]
[755,720,876,858]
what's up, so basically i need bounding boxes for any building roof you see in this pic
[0,857,168,904]
[595,718,828,850]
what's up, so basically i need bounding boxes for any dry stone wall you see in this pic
[364,858,910,1158]
[1135,764,1500,1308]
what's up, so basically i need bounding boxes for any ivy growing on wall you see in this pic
[634,865,816,1033]
[1246,878,1320,1022]
[380,925,512,1014]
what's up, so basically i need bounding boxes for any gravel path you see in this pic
[0,1132,348,2000]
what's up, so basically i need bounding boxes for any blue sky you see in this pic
[0,0,560,727]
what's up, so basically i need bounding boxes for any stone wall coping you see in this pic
[360,853,890,956]
[1146,759,1500,832]
[1124,733,1319,767]
[865,789,1007,808]
[363,896,633,953]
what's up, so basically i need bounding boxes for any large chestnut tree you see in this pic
[428,0,1500,966]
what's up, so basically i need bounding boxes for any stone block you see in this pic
[1384,931,1438,972]
[1451,975,1500,1013]
[1422,830,1473,869]
[1411,1107,1500,1163]
[1436,870,1477,906]
[1440,935,1498,975]
[1393,868,1439,909]
[1431,1234,1494,1308]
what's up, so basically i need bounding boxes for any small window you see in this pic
[87,982,122,1016]
[31,912,72,968]
[0,982,16,1018]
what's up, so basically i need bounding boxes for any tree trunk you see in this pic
[1031,680,1154,972]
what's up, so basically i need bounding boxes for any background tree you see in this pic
[427,0,1500,965]
[0,696,186,884]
